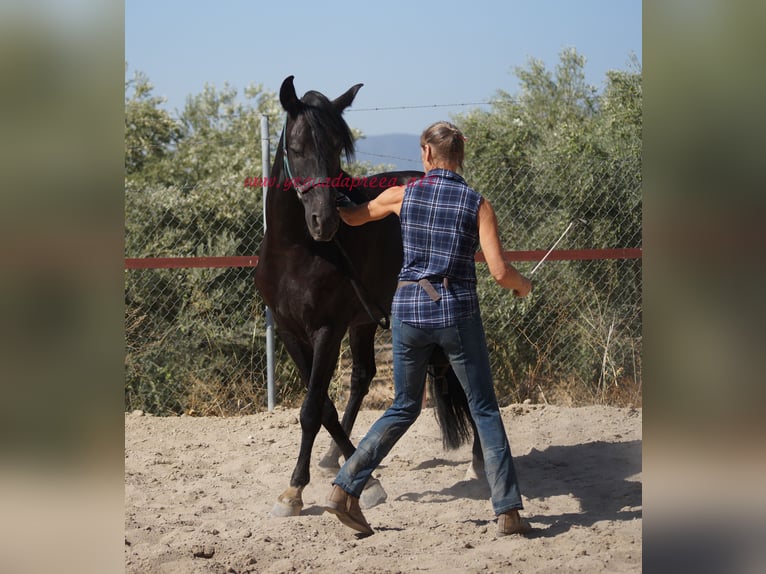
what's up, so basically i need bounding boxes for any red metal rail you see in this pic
[125,248,641,269]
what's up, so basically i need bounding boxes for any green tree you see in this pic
[595,54,642,160]
[125,68,182,178]
[454,49,642,402]
[124,74,283,414]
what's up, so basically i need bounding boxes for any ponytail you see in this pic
[420,121,466,171]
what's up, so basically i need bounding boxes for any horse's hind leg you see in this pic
[320,395,356,459]
[428,348,485,480]
[318,322,378,471]
[464,415,486,481]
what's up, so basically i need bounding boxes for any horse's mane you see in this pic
[301,90,356,166]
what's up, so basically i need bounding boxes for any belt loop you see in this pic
[417,278,441,302]
[396,277,448,302]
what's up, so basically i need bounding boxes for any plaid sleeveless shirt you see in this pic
[392,168,482,328]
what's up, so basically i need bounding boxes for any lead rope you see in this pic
[333,237,391,330]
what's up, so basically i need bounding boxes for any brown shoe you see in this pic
[497,510,532,536]
[324,485,374,535]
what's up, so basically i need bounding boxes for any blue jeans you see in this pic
[333,311,523,515]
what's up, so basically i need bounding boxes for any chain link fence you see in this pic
[125,155,641,415]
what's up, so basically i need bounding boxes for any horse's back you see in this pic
[345,170,423,203]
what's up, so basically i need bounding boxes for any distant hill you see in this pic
[354,133,422,172]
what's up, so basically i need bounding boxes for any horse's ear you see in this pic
[333,83,363,113]
[280,75,301,117]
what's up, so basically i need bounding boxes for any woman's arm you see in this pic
[477,198,532,297]
[338,185,406,226]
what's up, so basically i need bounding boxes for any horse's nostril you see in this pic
[307,211,340,242]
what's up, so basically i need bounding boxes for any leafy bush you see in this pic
[125,51,642,414]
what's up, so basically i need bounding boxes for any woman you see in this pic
[324,121,532,537]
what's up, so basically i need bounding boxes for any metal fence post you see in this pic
[261,114,276,412]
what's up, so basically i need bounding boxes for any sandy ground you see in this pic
[125,403,642,573]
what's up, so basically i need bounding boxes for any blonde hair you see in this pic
[420,121,465,170]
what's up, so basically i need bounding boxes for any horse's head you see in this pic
[279,76,362,242]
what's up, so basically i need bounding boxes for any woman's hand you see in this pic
[512,275,532,298]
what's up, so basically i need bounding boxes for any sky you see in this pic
[125,0,642,136]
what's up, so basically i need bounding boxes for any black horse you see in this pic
[254,76,481,517]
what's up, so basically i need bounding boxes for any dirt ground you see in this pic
[125,403,642,573]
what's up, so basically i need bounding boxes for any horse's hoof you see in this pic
[318,446,342,472]
[316,456,341,475]
[271,501,301,517]
[464,462,486,481]
[360,477,387,509]
[271,488,304,517]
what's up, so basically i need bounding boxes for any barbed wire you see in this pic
[347,101,498,112]
[125,99,503,152]
[354,150,420,166]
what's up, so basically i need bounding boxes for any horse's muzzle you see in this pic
[308,210,340,242]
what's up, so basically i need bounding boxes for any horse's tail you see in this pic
[427,347,473,450]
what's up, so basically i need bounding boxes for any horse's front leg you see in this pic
[269,330,314,517]
[318,322,378,471]
[272,328,348,517]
